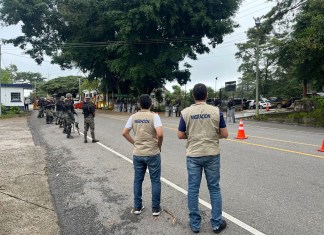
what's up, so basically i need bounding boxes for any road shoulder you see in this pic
[0,116,59,235]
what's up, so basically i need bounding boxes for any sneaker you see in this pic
[133,206,144,215]
[213,220,227,234]
[190,225,200,233]
[152,207,162,216]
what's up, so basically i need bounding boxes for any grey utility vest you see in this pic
[181,103,220,157]
[132,111,160,156]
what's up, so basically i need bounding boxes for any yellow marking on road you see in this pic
[226,139,324,159]
[101,114,324,159]
[162,122,320,148]
[152,124,324,159]
[227,132,320,147]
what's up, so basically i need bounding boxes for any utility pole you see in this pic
[184,83,187,108]
[254,17,262,118]
[0,42,2,117]
[215,77,218,98]
[79,77,81,101]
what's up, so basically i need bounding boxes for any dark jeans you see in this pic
[186,155,222,230]
[133,154,161,209]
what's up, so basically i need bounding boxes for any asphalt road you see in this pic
[29,110,324,235]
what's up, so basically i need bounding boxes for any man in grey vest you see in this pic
[82,96,99,143]
[178,83,228,234]
[122,94,163,216]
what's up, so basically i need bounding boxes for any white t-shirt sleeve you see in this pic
[125,116,133,129]
[154,114,162,128]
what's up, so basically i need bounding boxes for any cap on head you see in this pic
[66,93,72,98]
[60,96,65,101]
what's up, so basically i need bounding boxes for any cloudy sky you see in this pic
[0,0,274,91]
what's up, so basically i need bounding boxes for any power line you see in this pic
[3,52,52,63]
[238,2,271,14]
[236,5,273,20]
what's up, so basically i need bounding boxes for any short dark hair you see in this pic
[193,83,207,100]
[139,94,152,109]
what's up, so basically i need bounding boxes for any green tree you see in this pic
[15,71,45,84]
[0,68,12,84]
[80,79,100,95]
[0,0,241,94]
[155,89,164,104]
[262,0,323,97]
[39,76,83,97]
[277,0,324,96]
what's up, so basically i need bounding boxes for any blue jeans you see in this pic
[186,155,222,230]
[133,154,161,209]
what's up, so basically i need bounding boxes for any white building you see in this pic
[0,83,33,110]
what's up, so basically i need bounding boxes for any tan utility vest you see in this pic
[132,111,160,156]
[181,103,220,157]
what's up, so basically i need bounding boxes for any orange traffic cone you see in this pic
[318,140,324,152]
[235,119,248,139]
[266,103,269,111]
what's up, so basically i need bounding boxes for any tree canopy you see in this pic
[0,64,45,85]
[235,0,323,99]
[38,76,83,97]
[0,0,241,94]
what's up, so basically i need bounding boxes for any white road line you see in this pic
[82,133,266,235]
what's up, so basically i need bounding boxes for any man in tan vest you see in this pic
[178,83,228,234]
[122,94,163,216]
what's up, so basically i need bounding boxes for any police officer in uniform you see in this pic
[177,83,228,234]
[37,98,45,118]
[64,93,77,139]
[56,96,65,126]
[44,97,54,124]
[175,98,181,117]
[82,96,99,143]
[122,94,163,216]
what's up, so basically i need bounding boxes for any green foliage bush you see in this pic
[10,106,21,114]
[1,105,7,115]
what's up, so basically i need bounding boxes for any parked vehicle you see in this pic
[242,99,250,110]
[206,98,221,107]
[259,100,271,109]
[233,98,244,111]
[304,92,324,98]
[268,97,291,109]
[247,100,255,109]
[74,101,83,109]
[247,100,271,109]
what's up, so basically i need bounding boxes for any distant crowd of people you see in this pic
[36,93,99,142]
